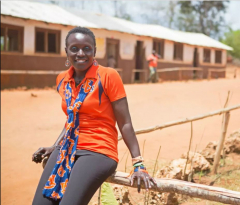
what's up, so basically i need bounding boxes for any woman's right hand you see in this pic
[32,146,55,163]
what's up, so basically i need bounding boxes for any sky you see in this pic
[28,0,240,31]
[225,0,240,30]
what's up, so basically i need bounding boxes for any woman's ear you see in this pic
[65,47,67,55]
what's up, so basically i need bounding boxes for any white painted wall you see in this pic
[1,15,227,67]
[183,44,194,64]
[156,40,194,65]
[222,50,227,66]
[198,46,226,66]
[2,16,71,56]
[91,29,137,59]
[164,40,174,62]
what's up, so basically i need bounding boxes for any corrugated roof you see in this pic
[1,1,232,50]
[1,1,97,28]
[75,11,233,51]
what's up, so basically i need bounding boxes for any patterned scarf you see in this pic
[42,78,94,200]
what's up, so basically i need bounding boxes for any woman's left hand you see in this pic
[130,169,157,193]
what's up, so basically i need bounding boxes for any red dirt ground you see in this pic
[1,77,240,205]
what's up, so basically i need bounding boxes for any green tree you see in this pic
[221,29,240,59]
[177,1,229,39]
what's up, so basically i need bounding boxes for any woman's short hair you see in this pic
[65,27,96,47]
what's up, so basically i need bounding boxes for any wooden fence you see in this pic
[208,68,226,80]
[106,171,240,205]
[131,67,204,83]
[113,104,240,204]
[130,67,238,83]
[156,67,204,81]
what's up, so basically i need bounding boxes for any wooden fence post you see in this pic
[179,70,182,81]
[234,68,237,78]
[212,111,230,174]
[131,70,135,83]
[208,70,211,80]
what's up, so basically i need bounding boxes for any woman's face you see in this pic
[65,33,96,71]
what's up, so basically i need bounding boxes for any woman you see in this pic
[32,27,156,205]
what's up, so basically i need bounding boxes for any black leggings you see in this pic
[32,146,117,205]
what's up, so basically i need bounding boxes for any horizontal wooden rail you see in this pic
[1,70,62,75]
[106,171,240,204]
[114,68,123,72]
[208,69,226,80]
[156,67,203,72]
[208,69,226,72]
[118,104,240,140]
[132,69,147,72]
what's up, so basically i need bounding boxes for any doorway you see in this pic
[135,41,144,81]
[106,38,119,68]
[193,47,198,78]
[193,47,198,67]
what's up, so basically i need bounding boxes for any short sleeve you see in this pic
[56,72,67,93]
[104,69,126,102]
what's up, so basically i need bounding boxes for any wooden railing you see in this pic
[156,67,204,81]
[113,104,240,204]
[208,68,226,80]
[131,69,147,83]
[106,171,240,205]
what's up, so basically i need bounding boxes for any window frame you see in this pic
[173,42,183,61]
[35,27,60,54]
[215,50,222,64]
[1,23,24,53]
[203,48,211,63]
[153,39,164,59]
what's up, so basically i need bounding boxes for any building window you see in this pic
[215,50,222,64]
[203,49,211,63]
[1,24,23,52]
[153,39,164,58]
[35,28,60,53]
[173,43,183,60]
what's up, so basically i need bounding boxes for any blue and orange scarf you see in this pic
[42,78,94,200]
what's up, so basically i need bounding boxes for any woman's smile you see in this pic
[75,59,88,63]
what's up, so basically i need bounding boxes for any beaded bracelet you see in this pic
[134,165,146,172]
[132,156,144,165]
[133,162,144,167]
[127,164,148,177]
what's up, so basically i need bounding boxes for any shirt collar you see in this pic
[64,63,99,83]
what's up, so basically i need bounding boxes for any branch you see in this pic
[106,171,240,205]
[118,104,240,140]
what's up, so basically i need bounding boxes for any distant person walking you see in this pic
[107,55,116,68]
[147,50,160,83]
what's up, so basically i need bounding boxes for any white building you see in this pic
[1,1,232,88]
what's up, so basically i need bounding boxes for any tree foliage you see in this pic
[177,1,229,39]
[221,29,240,59]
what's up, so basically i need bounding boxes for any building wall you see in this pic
[198,47,226,78]
[91,29,149,83]
[198,47,226,67]
[1,15,70,56]
[154,41,193,80]
[156,41,194,66]
[1,15,228,88]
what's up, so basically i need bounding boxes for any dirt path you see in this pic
[1,78,240,205]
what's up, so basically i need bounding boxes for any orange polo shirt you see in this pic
[148,54,158,67]
[56,64,126,162]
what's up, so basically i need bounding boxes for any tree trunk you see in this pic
[106,171,240,205]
